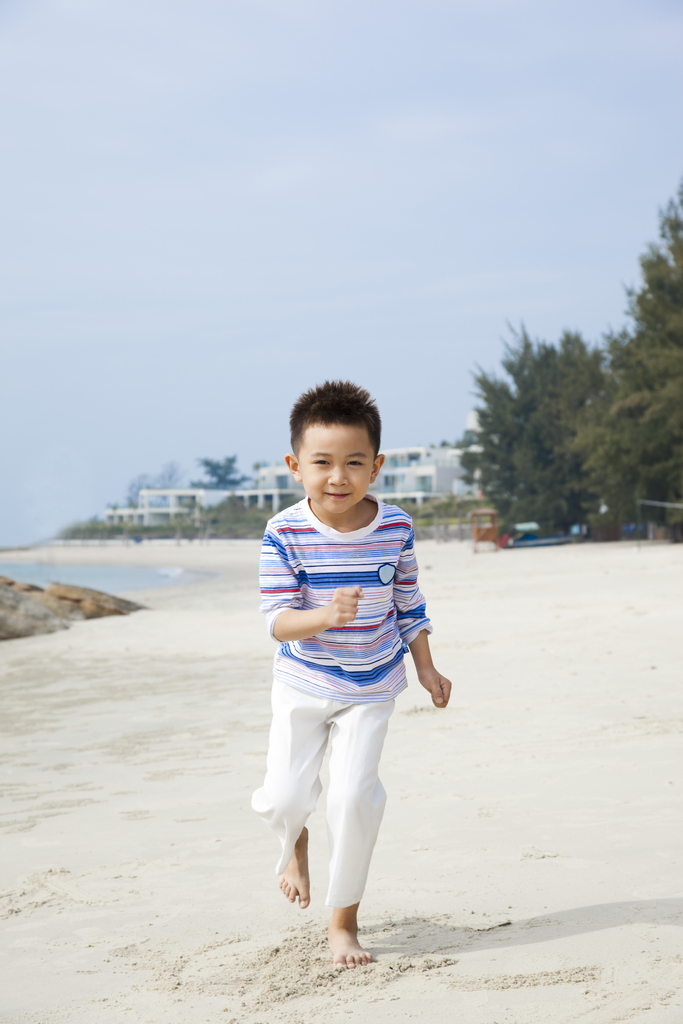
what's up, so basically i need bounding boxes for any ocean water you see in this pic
[0,563,216,595]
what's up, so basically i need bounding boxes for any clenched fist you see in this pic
[325,586,363,628]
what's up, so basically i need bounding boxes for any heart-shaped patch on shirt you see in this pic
[377,563,396,585]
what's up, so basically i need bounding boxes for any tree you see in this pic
[580,182,683,524]
[127,474,154,507]
[190,456,249,490]
[126,461,185,506]
[155,461,185,488]
[460,329,607,531]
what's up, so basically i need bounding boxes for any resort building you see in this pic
[249,445,472,508]
[104,445,474,526]
[372,445,471,503]
[104,488,233,527]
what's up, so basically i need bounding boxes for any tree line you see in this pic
[460,182,683,536]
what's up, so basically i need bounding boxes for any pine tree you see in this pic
[461,330,607,531]
[581,183,683,524]
[190,456,249,490]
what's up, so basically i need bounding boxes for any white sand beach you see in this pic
[1,538,681,1023]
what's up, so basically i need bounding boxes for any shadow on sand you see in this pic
[368,897,683,958]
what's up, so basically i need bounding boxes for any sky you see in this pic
[1,0,683,546]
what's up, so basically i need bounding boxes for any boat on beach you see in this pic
[503,521,572,549]
[510,533,571,548]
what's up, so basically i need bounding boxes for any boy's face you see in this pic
[285,423,384,518]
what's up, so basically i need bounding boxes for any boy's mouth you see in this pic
[325,492,350,501]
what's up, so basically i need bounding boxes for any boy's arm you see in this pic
[393,526,432,645]
[273,587,363,642]
[408,629,452,708]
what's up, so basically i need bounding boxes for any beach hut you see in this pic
[469,507,499,553]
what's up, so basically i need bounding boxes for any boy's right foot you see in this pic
[279,827,310,908]
[328,903,372,969]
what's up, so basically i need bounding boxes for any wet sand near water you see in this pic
[1,539,681,1023]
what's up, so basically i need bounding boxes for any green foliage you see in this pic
[408,494,482,527]
[59,518,129,541]
[462,182,683,534]
[460,329,607,531]
[190,456,249,490]
[579,184,683,523]
[59,517,202,541]
[60,496,297,541]
[200,495,288,537]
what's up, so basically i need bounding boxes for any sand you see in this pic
[0,537,681,1023]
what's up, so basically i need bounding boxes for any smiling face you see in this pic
[285,422,385,528]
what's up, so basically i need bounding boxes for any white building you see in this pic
[251,445,472,507]
[104,445,474,525]
[104,488,235,527]
[372,445,472,504]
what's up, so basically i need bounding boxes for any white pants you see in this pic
[251,680,394,908]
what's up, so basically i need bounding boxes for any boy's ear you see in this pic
[284,453,302,482]
[369,452,385,484]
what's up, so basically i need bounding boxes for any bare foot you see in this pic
[328,903,372,970]
[279,827,310,909]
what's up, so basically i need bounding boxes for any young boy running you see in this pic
[252,380,451,970]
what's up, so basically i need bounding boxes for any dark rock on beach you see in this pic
[0,583,69,640]
[36,591,88,620]
[0,576,42,594]
[0,575,85,620]
[45,583,145,617]
[0,576,145,639]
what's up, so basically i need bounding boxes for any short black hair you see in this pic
[290,380,382,456]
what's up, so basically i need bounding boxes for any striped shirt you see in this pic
[259,496,432,702]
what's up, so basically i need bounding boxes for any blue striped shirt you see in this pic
[259,497,432,702]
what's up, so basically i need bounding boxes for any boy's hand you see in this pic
[418,667,452,709]
[407,631,451,710]
[325,586,363,628]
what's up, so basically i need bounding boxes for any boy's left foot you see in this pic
[328,903,372,969]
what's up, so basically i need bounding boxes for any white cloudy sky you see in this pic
[1,0,682,544]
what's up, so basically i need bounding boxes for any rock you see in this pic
[31,592,87,621]
[0,575,43,593]
[0,576,145,632]
[0,576,86,620]
[0,584,69,640]
[45,583,145,618]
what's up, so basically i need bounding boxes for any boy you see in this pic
[252,380,451,970]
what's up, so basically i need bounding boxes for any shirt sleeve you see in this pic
[393,525,432,644]
[259,524,302,640]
